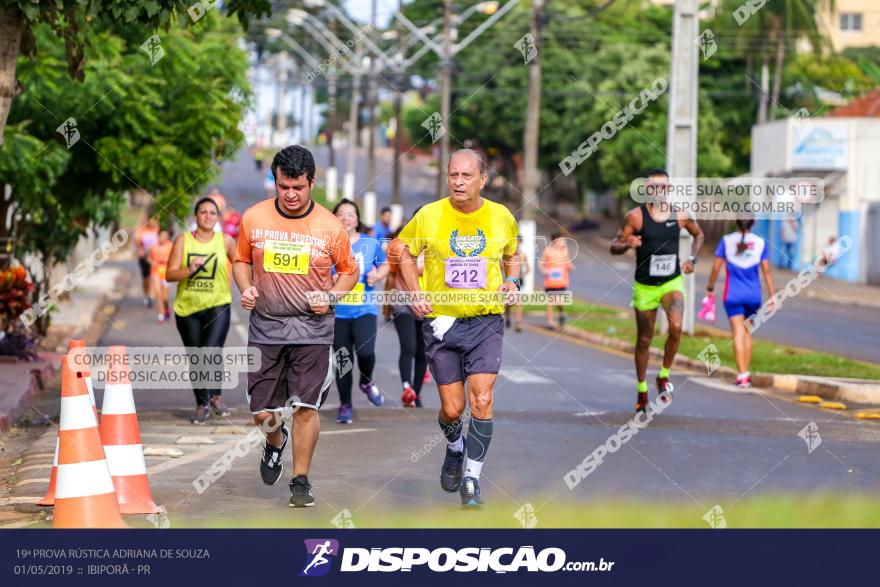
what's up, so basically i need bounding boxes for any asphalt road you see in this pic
[6,265,879,528]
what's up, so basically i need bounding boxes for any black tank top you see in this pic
[634,204,681,286]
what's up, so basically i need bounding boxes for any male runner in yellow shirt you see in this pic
[394,149,520,507]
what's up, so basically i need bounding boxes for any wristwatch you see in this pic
[505,276,521,288]
[688,255,698,265]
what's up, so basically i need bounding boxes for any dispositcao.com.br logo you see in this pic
[300,540,613,574]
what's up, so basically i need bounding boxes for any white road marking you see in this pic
[573,410,608,417]
[497,368,553,385]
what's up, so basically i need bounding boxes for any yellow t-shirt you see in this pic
[398,197,518,318]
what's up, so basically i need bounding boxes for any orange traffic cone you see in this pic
[53,355,126,528]
[69,339,98,418]
[99,346,161,514]
[38,340,97,507]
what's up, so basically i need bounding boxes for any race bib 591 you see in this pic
[263,240,311,275]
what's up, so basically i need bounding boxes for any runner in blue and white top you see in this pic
[706,220,777,388]
[332,199,389,424]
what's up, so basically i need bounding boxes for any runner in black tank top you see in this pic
[634,203,682,286]
[611,170,704,414]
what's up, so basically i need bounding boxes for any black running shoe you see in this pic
[289,475,315,508]
[259,425,288,485]
[635,391,649,414]
[440,438,466,493]
[460,475,483,507]
[656,376,674,404]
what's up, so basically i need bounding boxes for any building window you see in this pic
[840,13,863,32]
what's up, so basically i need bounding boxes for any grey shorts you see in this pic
[422,314,504,385]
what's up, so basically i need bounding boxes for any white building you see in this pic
[750,89,880,284]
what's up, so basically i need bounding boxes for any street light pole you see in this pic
[327,61,338,202]
[277,51,289,147]
[344,43,363,201]
[436,0,453,199]
[391,0,405,229]
[364,0,378,226]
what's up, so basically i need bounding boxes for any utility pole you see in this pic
[326,19,339,202]
[344,42,363,201]
[436,0,453,198]
[662,0,699,335]
[520,0,543,295]
[521,0,542,221]
[391,0,405,229]
[364,0,379,226]
[276,51,289,147]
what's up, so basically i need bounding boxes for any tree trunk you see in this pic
[757,56,769,124]
[770,34,785,119]
[0,8,24,147]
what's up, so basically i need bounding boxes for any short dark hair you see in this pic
[380,206,392,215]
[648,168,669,178]
[333,198,365,233]
[272,145,316,182]
[194,197,220,215]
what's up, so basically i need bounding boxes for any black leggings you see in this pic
[333,314,378,405]
[393,311,427,395]
[174,304,231,406]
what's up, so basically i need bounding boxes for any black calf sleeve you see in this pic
[467,417,493,462]
[438,415,463,443]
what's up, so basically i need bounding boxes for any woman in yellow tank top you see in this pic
[167,197,236,424]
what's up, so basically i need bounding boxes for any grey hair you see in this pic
[448,148,487,176]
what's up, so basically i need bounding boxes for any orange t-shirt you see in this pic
[541,244,571,289]
[235,198,357,344]
[149,240,173,280]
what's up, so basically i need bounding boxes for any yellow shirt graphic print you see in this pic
[263,240,311,275]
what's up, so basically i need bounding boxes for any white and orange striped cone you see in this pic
[53,355,126,528]
[99,345,161,514]
[38,340,97,507]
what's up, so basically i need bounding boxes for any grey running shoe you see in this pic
[191,404,211,425]
[210,396,230,417]
[440,438,466,493]
[460,476,483,507]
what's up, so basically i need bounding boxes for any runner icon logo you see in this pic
[301,539,340,577]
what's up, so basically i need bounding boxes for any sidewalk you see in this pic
[0,262,130,432]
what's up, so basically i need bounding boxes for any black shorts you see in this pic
[138,256,151,279]
[247,343,333,412]
[422,315,504,385]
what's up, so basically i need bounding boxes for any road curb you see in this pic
[522,322,880,407]
[0,357,59,433]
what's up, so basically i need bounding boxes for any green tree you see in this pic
[0,13,251,332]
[0,0,269,146]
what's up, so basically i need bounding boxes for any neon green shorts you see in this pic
[632,274,685,311]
